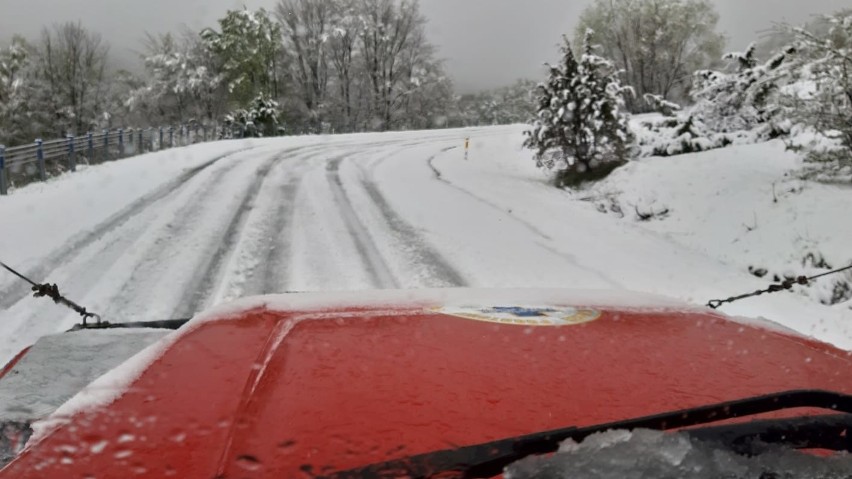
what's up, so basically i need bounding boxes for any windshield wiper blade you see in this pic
[322,389,852,479]
[686,413,852,455]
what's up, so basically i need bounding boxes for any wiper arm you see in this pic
[322,389,852,479]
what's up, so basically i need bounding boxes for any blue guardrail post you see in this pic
[67,135,76,172]
[35,139,46,182]
[118,129,124,158]
[138,129,144,153]
[0,145,7,195]
[159,127,164,150]
[169,127,174,148]
[87,132,94,163]
[103,129,110,162]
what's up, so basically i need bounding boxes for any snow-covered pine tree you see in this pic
[524,31,632,187]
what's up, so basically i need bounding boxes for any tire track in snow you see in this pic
[326,155,400,289]
[95,153,279,321]
[174,154,283,317]
[335,140,469,287]
[0,146,259,310]
[357,171,467,287]
[425,147,624,290]
[179,144,327,310]
[255,161,312,295]
[0,150,271,363]
[208,149,321,302]
[426,147,555,242]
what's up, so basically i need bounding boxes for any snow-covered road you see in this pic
[0,125,849,364]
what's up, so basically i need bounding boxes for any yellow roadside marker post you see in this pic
[464,137,470,160]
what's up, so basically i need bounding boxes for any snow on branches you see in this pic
[692,42,794,136]
[524,31,632,187]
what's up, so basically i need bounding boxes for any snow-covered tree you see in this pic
[0,36,34,145]
[643,93,681,117]
[576,0,724,112]
[398,53,455,130]
[356,0,431,131]
[30,22,111,137]
[781,10,852,181]
[201,8,282,107]
[102,69,145,128]
[692,43,794,135]
[225,93,282,137]
[524,32,633,186]
[128,33,225,125]
[326,0,361,132]
[276,0,334,130]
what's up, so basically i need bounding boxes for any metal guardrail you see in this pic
[0,123,249,195]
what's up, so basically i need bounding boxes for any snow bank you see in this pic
[424,126,852,348]
[585,140,852,308]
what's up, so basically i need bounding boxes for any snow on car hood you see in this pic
[0,328,171,424]
[25,289,696,443]
[21,288,800,452]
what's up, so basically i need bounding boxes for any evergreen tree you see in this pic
[524,31,632,186]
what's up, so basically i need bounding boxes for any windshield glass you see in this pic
[0,0,850,478]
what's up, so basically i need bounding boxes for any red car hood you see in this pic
[3,289,851,478]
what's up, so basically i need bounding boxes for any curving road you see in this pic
[2,125,851,364]
[0,131,489,362]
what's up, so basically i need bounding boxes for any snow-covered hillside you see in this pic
[0,125,849,365]
[584,140,852,309]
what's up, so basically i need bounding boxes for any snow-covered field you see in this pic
[0,124,849,364]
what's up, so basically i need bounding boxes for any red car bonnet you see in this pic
[2,299,851,478]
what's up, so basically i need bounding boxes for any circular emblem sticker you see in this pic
[439,306,600,327]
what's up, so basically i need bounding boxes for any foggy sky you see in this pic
[0,0,846,92]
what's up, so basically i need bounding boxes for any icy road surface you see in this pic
[0,125,849,364]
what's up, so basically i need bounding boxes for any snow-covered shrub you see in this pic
[224,94,282,137]
[778,11,852,182]
[692,43,793,137]
[786,123,852,182]
[631,114,765,157]
[643,94,681,117]
[633,41,798,158]
[524,31,633,187]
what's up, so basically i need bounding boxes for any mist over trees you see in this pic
[0,23,112,146]
[0,0,537,147]
[575,0,725,112]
